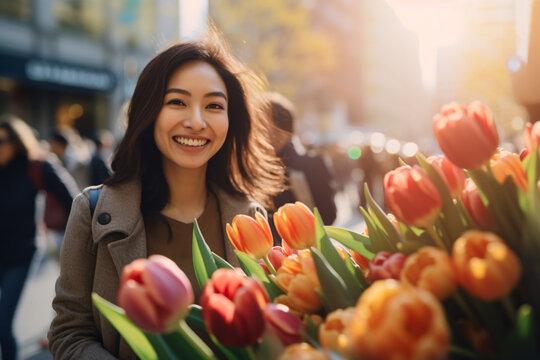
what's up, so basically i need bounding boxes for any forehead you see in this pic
[166,61,227,93]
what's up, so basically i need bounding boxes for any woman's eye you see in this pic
[206,103,225,110]
[167,99,185,106]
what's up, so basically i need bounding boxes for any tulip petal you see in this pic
[119,280,163,333]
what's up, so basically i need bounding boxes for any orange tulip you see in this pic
[347,279,449,360]
[452,230,521,301]
[490,148,528,192]
[350,250,370,276]
[384,166,442,228]
[433,101,499,169]
[278,343,330,360]
[273,202,315,250]
[274,250,322,314]
[367,251,407,284]
[227,213,273,259]
[461,179,494,229]
[523,122,540,156]
[118,255,194,333]
[319,307,356,355]
[427,155,467,198]
[401,246,458,300]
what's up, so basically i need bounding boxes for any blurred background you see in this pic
[1,0,539,358]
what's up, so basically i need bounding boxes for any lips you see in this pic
[172,136,209,147]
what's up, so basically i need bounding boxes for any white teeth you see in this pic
[173,136,208,147]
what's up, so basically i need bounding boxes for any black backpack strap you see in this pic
[89,188,102,218]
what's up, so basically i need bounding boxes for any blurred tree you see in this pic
[209,0,336,114]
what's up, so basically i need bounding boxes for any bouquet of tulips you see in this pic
[93,101,540,359]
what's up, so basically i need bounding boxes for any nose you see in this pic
[184,108,206,131]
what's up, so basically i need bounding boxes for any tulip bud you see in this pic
[278,343,330,360]
[519,148,529,161]
[401,246,458,300]
[118,255,194,333]
[384,166,442,228]
[200,268,269,347]
[367,252,406,284]
[490,148,528,192]
[433,101,499,169]
[461,179,494,229]
[227,213,273,259]
[427,155,467,198]
[452,230,521,301]
[273,202,315,250]
[347,279,449,360]
[259,246,290,275]
[523,122,540,156]
[350,250,370,276]
[319,307,356,355]
[264,303,305,346]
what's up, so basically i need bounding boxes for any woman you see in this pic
[0,116,77,360]
[48,30,284,359]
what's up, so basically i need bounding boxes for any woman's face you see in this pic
[0,128,16,166]
[154,61,229,173]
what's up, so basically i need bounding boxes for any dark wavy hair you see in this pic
[106,29,284,213]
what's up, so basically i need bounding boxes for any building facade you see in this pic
[0,0,180,139]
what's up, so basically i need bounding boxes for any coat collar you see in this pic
[89,179,265,275]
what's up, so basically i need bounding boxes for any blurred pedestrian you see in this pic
[49,28,284,359]
[266,92,337,240]
[49,129,92,189]
[88,130,113,186]
[0,115,76,360]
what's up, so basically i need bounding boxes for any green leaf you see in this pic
[314,208,363,300]
[304,315,320,346]
[344,252,369,290]
[212,252,234,270]
[359,206,390,253]
[146,335,180,360]
[192,219,218,290]
[310,247,354,310]
[503,304,536,356]
[92,293,158,360]
[185,305,205,331]
[234,250,284,300]
[325,226,374,260]
[364,183,402,251]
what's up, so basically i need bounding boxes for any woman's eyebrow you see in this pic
[165,88,227,101]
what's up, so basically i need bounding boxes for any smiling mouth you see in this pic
[173,136,209,147]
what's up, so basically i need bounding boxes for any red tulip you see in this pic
[433,101,499,169]
[273,202,316,250]
[118,255,194,333]
[523,122,540,156]
[227,213,273,259]
[200,269,269,347]
[259,246,292,274]
[427,155,466,198]
[367,252,407,284]
[264,303,305,346]
[461,179,494,228]
[384,166,442,228]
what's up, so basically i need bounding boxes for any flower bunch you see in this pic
[91,100,540,360]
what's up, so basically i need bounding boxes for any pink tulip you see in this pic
[427,155,466,198]
[384,166,442,228]
[259,246,292,274]
[118,255,194,333]
[200,269,269,347]
[461,179,494,229]
[523,122,540,156]
[433,101,499,169]
[368,252,407,284]
[264,303,305,346]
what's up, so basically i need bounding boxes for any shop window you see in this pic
[53,0,107,39]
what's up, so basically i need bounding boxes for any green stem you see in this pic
[456,197,474,228]
[426,226,449,252]
[246,346,257,360]
[449,345,479,359]
[264,254,277,276]
[177,320,217,360]
[452,292,480,326]
[501,296,516,323]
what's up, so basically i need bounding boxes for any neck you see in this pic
[161,161,208,223]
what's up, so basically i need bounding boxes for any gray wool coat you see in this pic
[48,179,265,359]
